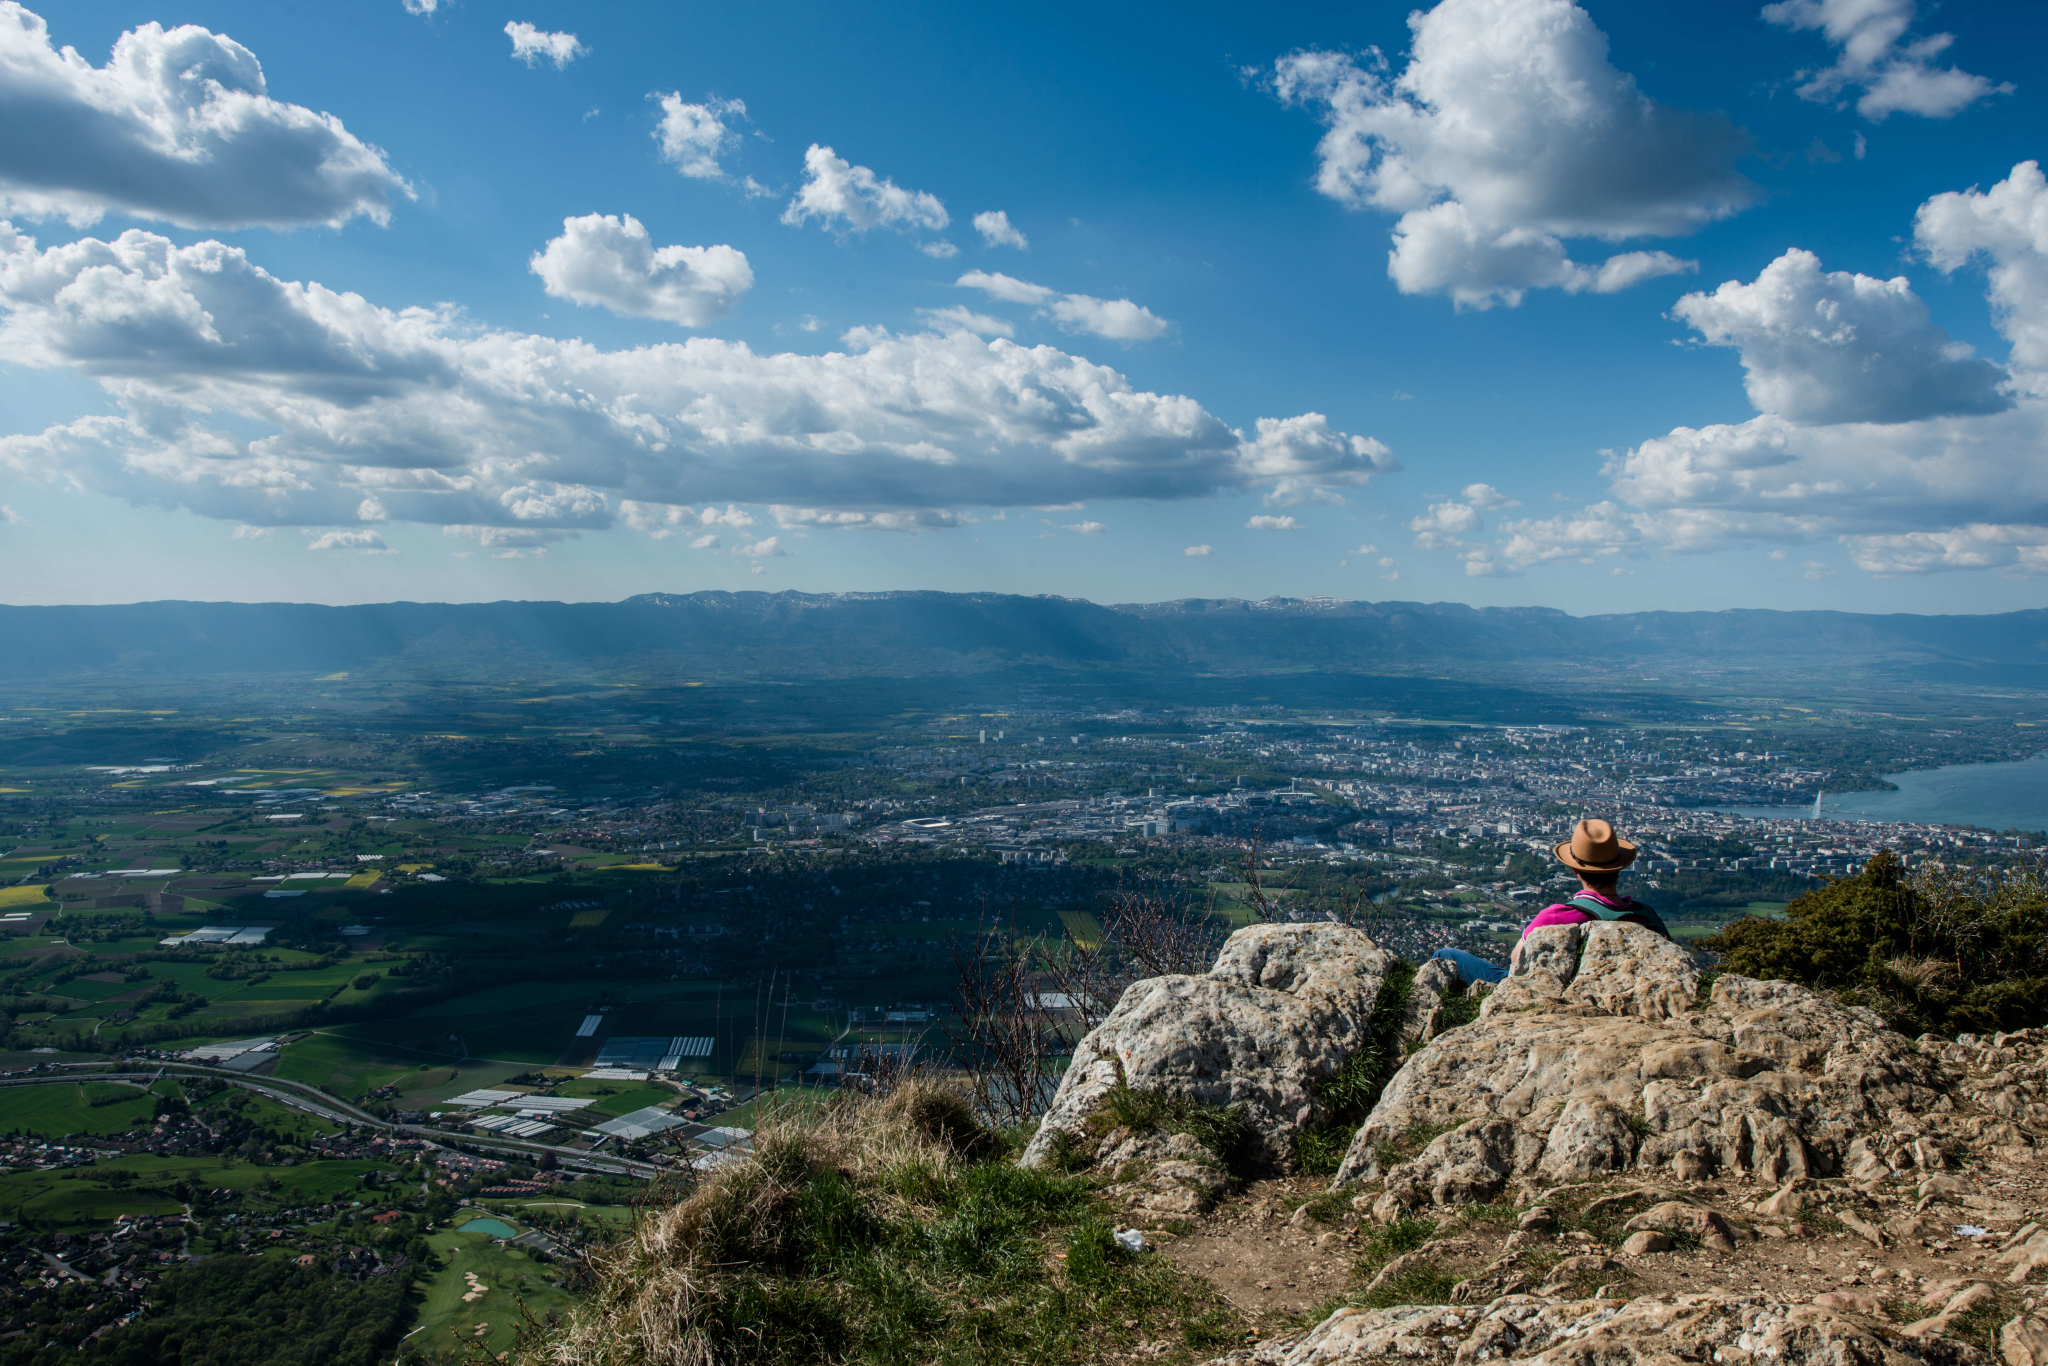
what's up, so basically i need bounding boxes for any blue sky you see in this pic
[2,0,2046,612]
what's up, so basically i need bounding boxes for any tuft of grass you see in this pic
[1354,1216,1437,1275]
[519,1079,1237,1366]
[1437,992,1482,1031]
[1358,1259,1457,1309]
[1293,1182,1363,1227]
[1291,1126,1352,1176]
[1801,1208,1847,1236]
[1292,961,1417,1174]
[1622,1112,1653,1140]
[1945,1287,2024,1354]
[1099,1083,1259,1176]
[1690,970,1722,1011]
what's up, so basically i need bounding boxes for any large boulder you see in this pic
[1018,922,1397,1171]
[1332,921,1951,1207]
[1205,1292,1987,1366]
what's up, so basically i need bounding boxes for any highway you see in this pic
[5,1062,663,1180]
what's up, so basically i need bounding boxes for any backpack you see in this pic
[1565,892,1672,940]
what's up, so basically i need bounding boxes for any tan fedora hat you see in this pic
[1553,818,1637,873]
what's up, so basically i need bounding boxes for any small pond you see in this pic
[458,1218,518,1238]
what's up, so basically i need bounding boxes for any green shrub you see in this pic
[1703,852,2048,1036]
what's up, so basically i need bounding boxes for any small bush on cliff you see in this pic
[1703,852,2048,1037]
[521,1080,1235,1366]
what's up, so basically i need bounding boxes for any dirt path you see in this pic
[1146,1155,2048,1341]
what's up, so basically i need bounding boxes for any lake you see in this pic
[1732,752,2048,833]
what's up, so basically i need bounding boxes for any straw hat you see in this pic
[1553,818,1637,873]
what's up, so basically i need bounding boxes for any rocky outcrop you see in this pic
[1333,921,1955,1208]
[1090,1128,1228,1215]
[1206,1293,1989,1366]
[1019,923,1397,1171]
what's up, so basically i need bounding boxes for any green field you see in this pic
[409,1219,575,1360]
[0,1080,158,1138]
[274,1032,530,1105]
[0,1150,400,1228]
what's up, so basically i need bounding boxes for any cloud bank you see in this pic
[0,224,1393,542]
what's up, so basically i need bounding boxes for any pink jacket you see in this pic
[1521,889,1632,938]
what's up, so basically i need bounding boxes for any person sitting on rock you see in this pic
[1430,818,1670,986]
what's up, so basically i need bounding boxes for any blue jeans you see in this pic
[1432,946,1508,985]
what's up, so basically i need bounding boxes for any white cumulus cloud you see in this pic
[1237,412,1399,504]
[1917,161,2048,372]
[1762,0,2010,122]
[973,210,1029,249]
[0,4,410,229]
[782,145,947,238]
[1409,498,1484,549]
[1065,520,1107,535]
[1184,544,1212,556]
[0,223,1394,531]
[505,21,584,68]
[955,270,1168,342]
[1246,514,1300,531]
[529,214,752,327]
[653,95,746,180]
[1271,0,1754,308]
[1670,247,2009,425]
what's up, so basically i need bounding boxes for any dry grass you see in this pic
[516,1082,1234,1366]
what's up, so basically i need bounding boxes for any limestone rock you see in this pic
[1998,1225,2048,1285]
[1621,1201,1734,1246]
[1759,1180,1808,1220]
[1020,922,1397,1171]
[1402,976,1445,1048]
[1333,921,1951,1202]
[1621,1230,1670,1255]
[1203,1293,1988,1366]
[2000,1313,2048,1366]
[1413,956,1462,999]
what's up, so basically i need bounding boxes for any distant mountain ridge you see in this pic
[2,590,2045,682]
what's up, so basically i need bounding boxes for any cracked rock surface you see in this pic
[1333,922,1959,1208]
[1203,1292,1989,1366]
[1019,923,1396,1171]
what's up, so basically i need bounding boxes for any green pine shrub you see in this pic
[1702,851,2048,1037]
